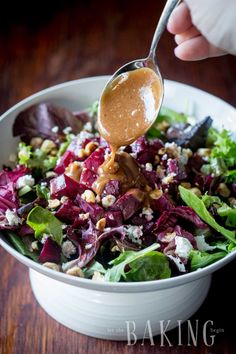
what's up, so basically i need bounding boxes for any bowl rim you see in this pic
[1,75,236,293]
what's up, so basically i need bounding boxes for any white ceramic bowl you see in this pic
[1,77,236,340]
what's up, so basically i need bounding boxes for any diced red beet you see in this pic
[55,199,81,223]
[80,168,97,189]
[54,150,75,174]
[112,188,145,221]
[39,238,61,263]
[84,147,105,173]
[105,210,123,227]
[50,174,85,199]
[75,195,104,222]
[150,193,174,212]
[103,180,121,197]
[167,159,187,181]
[142,170,158,189]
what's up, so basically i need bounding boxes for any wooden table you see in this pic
[0,1,236,353]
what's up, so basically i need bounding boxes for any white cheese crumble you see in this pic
[63,126,72,135]
[175,236,193,259]
[16,175,35,190]
[145,163,153,171]
[102,195,116,208]
[83,122,92,132]
[5,209,22,226]
[78,131,94,143]
[92,271,105,281]
[41,233,49,244]
[51,126,59,133]
[125,225,143,245]
[195,235,216,252]
[140,207,153,221]
[168,255,186,273]
[62,241,77,258]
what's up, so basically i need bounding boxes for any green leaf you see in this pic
[104,243,170,282]
[201,194,222,208]
[217,205,236,227]
[190,250,227,271]
[36,184,50,200]
[27,206,63,245]
[125,251,171,282]
[18,142,31,165]
[7,231,38,261]
[157,106,188,124]
[179,186,236,244]
[83,261,106,278]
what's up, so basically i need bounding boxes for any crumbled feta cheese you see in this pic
[145,163,153,171]
[48,199,61,209]
[141,207,153,221]
[63,126,72,135]
[85,243,93,250]
[62,241,77,258]
[168,255,186,272]
[92,271,105,281]
[175,236,193,259]
[102,194,116,208]
[162,173,176,185]
[5,209,22,226]
[79,213,90,220]
[180,148,193,165]
[125,225,143,245]
[130,152,137,159]
[165,142,181,158]
[83,122,92,132]
[41,233,49,244]
[16,175,35,190]
[40,182,48,187]
[195,235,216,252]
[46,171,58,178]
[51,126,59,133]
[78,131,94,143]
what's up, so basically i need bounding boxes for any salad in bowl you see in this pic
[1,99,236,283]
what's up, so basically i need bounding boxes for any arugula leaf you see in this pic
[190,250,227,271]
[125,251,171,282]
[201,194,222,208]
[27,206,63,245]
[83,261,106,278]
[7,231,39,261]
[104,243,171,282]
[179,186,236,244]
[217,204,236,227]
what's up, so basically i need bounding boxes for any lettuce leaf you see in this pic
[179,186,236,244]
[27,206,63,245]
[189,250,227,271]
[7,231,38,261]
[104,243,171,282]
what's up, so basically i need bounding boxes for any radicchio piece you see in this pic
[112,188,145,221]
[130,137,163,164]
[39,238,61,264]
[50,174,86,199]
[167,159,187,181]
[0,171,19,227]
[13,103,83,142]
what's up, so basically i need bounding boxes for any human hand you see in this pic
[167,2,226,61]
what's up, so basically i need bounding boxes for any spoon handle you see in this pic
[148,0,180,60]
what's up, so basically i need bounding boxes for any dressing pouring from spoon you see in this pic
[98,0,180,157]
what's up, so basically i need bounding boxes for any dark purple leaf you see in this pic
[39,238,61,263]
[105,210,123,227]
[13,103,83,142]
[55,199,81,223]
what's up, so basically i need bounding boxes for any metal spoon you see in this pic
[98,0,180,126]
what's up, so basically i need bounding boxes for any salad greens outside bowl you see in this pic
[1,76,236,340]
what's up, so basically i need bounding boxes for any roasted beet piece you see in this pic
[150,193,174,213]
[55,199,81,223]
[105,210,123,227]
[54,150,75,174]
[50,174,85,199]
[84,147,105,173]
[112,188,145,220]
[39,238,61,263]
[75,195,104,222]
[80,168,97,189]
[103,180,121,197]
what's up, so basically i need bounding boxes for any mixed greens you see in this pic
[0,101,236,282]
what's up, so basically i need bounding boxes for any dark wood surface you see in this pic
[0,1,236,353]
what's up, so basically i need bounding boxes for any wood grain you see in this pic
[1,1,236,353]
